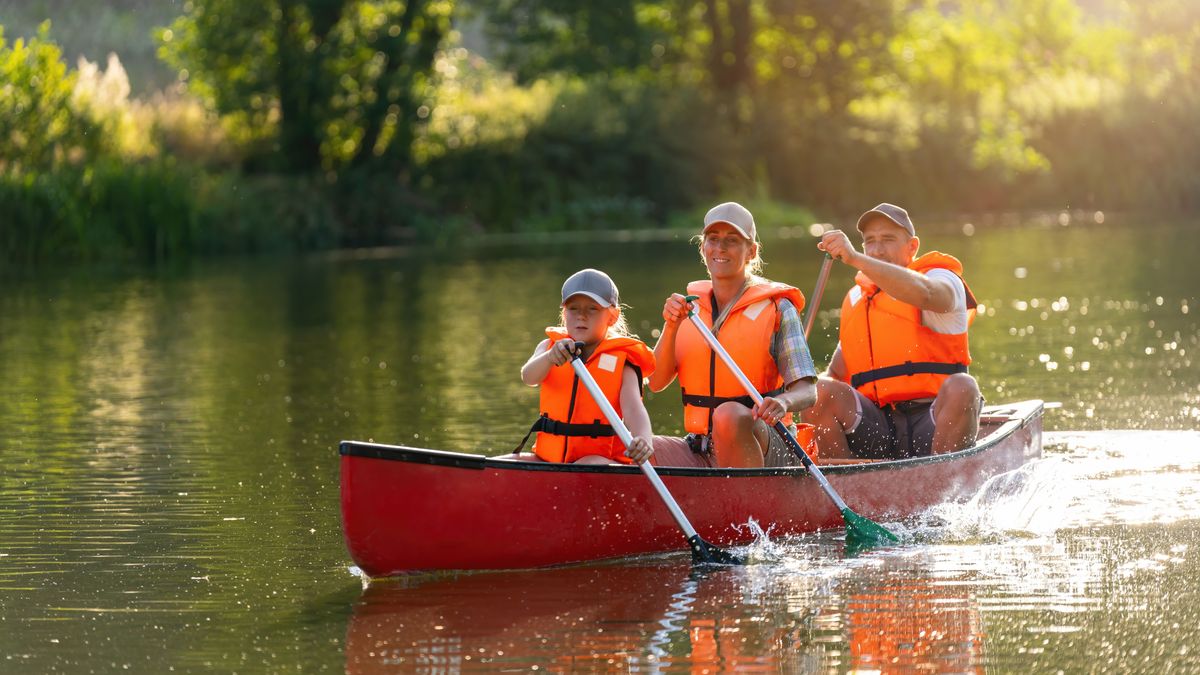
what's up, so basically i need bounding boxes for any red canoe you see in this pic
[340,400,1043,576]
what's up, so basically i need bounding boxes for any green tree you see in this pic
[470,0,651,81]
[0,22,102,174]
[160,0,453,175]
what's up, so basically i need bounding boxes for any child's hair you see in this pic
[607,303,636,339]
[558,303,638,340]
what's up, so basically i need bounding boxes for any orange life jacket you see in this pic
[675,280,805,435]
[531,328,656,464]
[838,252,977,406]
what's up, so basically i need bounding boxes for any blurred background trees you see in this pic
[2,0,1199,263]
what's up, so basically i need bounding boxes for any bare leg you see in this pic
[931,373,982,454]
[800,377,860,461]
[710,402,770,468]
[574,454,619,465]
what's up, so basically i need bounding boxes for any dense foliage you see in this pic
[159,0,453,176]
[2,0,1200,264]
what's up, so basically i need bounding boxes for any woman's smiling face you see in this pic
[702,222,756,280]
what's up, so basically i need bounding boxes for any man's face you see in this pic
[860,218,918,267]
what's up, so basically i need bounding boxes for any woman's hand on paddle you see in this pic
[662,293,691,327]
[547,338,577,366]
[625,436,654,464]
[818,229,859,265]
[752,396,787,426]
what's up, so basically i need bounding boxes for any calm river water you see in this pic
[2,214,1198,672]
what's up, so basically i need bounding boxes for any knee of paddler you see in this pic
[711,401,754,432]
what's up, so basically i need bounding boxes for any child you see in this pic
[516,268,656,465]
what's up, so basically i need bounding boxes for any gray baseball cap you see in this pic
[703,201,756,241]
[561,268,618,307]
[856,203,916,237]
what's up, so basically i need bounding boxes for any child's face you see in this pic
[561,295,616,346]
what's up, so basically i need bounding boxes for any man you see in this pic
[804,203,981,459]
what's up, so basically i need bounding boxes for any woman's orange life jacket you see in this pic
[674,279,805,435]
[531,327,656,464]
[838,252,977,406]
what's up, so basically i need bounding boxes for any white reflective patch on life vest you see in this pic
[848,286,863,307]
[743,299,771,321]
[597,353,618,372]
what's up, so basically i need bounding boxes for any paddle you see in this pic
[682,291,899,548]
[567,342,744,565]
[803,254,835,338]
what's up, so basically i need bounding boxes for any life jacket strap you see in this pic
[850,362,968,389]
[681,386,785,410]
[531,413,615,438]
[510,414,616,454]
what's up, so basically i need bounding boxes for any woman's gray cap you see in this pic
[561,268,618,307]
[703,202,756,241]
[856,202,916,237]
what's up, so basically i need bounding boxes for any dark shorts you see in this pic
[846,391,937,460]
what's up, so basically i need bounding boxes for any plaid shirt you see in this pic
[770,299,818,387]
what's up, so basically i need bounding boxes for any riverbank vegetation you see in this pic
[2,0,1199,264]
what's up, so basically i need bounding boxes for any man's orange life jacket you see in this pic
[531,328,655,464]
[675,280,805,435]
[838,252,977,406]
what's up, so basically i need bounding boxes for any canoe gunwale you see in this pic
[339,400,1043,479]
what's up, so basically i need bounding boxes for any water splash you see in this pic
[897,430,1200,548]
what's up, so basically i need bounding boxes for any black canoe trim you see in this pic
[340,400,1043,480]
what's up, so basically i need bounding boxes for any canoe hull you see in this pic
[340,400,1042,576]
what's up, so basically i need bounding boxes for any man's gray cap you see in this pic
[856,203,916,237]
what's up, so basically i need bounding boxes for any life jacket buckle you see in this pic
[685,432,712,455]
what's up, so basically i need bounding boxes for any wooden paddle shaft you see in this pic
[568,354,702,541]
[803,254,835,338]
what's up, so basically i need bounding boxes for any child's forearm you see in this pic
[520,342,554,386]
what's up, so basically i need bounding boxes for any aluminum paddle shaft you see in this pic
[682,310,851,512]
[567,344,742,565]
[681,303,898,547]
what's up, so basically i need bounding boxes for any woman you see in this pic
[650,202,818,468]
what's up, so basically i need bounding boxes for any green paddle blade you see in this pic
[841,507,900,550]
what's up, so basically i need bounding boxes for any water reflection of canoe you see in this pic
[340,400,1043,576]
[344,559,989,672]
[344,564,693,673]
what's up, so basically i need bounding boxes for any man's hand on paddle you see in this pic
[662,293,691,327]
[818,229,860,265]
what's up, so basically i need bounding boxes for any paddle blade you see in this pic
[841,507,900,550]
[687,535,745,566]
